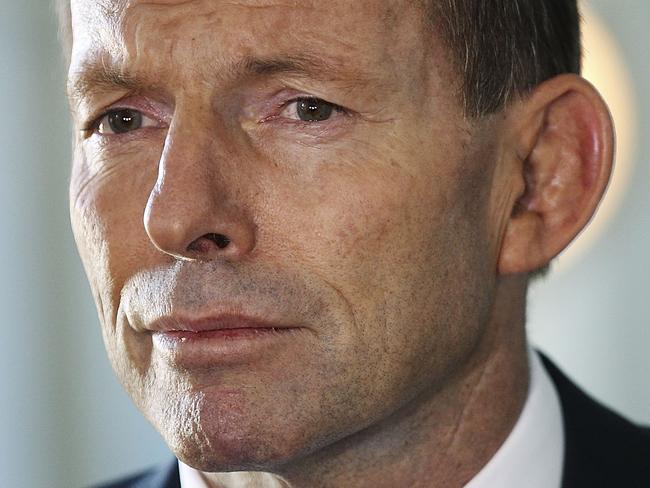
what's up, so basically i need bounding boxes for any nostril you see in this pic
[210,233,231,249]
[187,233,231,253]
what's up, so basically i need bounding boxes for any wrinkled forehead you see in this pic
[68,0,427,75]
[69,0,126,62]
[70,0,411,23]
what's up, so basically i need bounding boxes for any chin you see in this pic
[167,425,312,474]
[173,439,282,473]
[147,388,318,473]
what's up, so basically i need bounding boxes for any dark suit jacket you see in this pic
[93,356,650,488]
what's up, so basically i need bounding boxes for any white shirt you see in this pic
[179,351,565,488]
[464,350,565,488]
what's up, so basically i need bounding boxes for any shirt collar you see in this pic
[464,350,565,488]
[179,463,287,488]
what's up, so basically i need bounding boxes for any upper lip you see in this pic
[147,313,296,333]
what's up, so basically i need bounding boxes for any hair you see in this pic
[54,0,580,117]
[425,0,582,116]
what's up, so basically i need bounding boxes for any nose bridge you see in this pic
[144,109,256,261]
[155,111,220,204]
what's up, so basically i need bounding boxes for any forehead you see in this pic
[69,0,427,78]
[70,0,412,32]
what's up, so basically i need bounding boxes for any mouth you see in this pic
[161,327,290,341]
[148,314,303,368]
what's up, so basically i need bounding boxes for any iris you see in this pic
[296,98,334,122]
[106,109,143,134]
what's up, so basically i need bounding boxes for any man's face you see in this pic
[69,0,506,471]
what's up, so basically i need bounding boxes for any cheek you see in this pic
[277,153,453,310]
[70,143,160,290]
[271,140,495,398]
[69,144,162,372]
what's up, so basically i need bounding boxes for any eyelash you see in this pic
[81,117,101,133]
[284,97,346,116]
[260,97,349,130]
[80,110,118,133]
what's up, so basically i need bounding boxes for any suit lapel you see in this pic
[139,459,180,488]
[540,353,650,488]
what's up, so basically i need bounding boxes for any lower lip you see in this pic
[152,327,299,367]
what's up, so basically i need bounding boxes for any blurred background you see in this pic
[0,1,648,487]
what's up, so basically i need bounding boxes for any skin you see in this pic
[66,0,613,486]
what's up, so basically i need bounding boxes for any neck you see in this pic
[203,275,530,488]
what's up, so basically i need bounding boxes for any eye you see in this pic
[96,108,156,135]
[282,97,341,122]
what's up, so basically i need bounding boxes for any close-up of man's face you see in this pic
[68,0,509,473]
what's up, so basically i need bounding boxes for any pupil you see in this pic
[297,98,334,122]
[108,109,142,134]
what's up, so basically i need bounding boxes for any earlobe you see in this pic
[497,74,614,275]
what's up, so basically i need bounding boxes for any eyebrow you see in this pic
[68,63,141,102]
[68,53,366,102]
[238,54,350,80]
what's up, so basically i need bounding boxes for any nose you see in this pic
[144,120,256,262]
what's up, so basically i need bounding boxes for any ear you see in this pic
[497,74,614,275]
